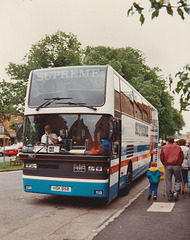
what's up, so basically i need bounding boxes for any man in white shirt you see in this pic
[41,125,58,145]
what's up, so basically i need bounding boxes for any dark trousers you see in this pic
[149,183,159,196]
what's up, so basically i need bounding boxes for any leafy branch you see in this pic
[127,1,190,25]
[170,64,190,111]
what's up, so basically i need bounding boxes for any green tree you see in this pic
[158,91,184,138]
[0,80,26,121]
[84,46,146,80]
[25,30,82,69]
[128,67,185,137]
[128,1,190,111]
[170,64,190,111]
[128,0,190,25]
[129,67,164,112]
[84,46,185,136]
[6,30,82,81]
[3,31,184,136]
[172,108,185,133]
[4,31,82,118]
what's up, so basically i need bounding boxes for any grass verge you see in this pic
[0,161,22,171]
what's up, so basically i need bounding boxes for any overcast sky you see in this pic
[0,0,189,134]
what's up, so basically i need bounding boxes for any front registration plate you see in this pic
[51,186,71,192]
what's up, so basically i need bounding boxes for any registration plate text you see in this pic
[51,186,71,192]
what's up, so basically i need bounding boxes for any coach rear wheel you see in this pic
[149,153,153,167]
[119,164,132,196]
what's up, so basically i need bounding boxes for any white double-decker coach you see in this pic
[20,65,158,203]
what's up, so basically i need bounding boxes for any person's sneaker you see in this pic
[147,194,151,200]
[173,193,178,201]
[153,196,157,200]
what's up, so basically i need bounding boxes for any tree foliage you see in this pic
[2,31,185,136]
[170,64,190,111]
[6,30,82,82]
[159,91,185,138]
[83,46,145,79]
[25,30,82,69]
[128,0,190,25]
[128,1,190,111]
[0,80,26,121]
[83,45,184,137]
[2,31,82,120]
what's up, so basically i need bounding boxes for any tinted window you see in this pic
[121,80,134,116]
[114,74,121,111]
[134,93,143,120]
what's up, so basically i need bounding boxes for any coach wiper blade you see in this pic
[36,97,72,111]
[57,101,97,111]
[35,144,45,154]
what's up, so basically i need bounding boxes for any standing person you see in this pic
[41,125,58,145]
[177,139,190,194]
[160,136,184,201]
[147,161,161,200]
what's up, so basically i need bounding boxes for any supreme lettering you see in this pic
[36,69,100,81]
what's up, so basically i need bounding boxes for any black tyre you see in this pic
[119,163,132,196]
[0,153,3,157]
[149,153,153,167]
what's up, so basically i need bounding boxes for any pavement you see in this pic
[93,174,190,240]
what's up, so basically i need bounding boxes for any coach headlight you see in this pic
[88,166,103,172]
[88,166,95,171]
[96,166,103,172]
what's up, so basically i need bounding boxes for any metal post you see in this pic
[3,136,5,168]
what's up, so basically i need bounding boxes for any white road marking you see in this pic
[147,202,175,212]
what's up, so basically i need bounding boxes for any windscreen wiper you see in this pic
[57,101,97,111]
[35,144,45,154]
[36,97,72,111]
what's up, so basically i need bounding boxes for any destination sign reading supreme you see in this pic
[35,68,100,81]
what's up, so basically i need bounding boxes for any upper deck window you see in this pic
[29,66,107,107]
[114,74,121,112]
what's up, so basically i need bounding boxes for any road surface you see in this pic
[93,176,190,240]
[0,170,148,240]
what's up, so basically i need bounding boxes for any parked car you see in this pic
[0,143,23,157]
[0,146,10,157]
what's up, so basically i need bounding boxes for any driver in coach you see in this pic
[41,125,58,145]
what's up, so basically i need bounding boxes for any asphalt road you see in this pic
[93,175,190,240]
[3,153,187,240]
[0,170,148,240]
